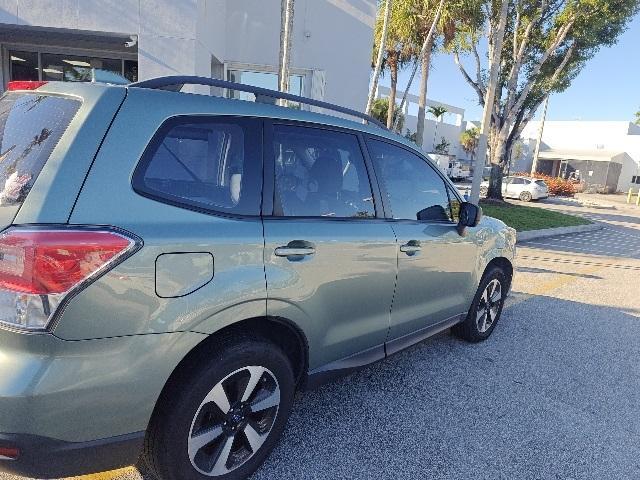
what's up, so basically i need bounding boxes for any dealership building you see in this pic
[0,0,376,111]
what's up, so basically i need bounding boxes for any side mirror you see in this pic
[457,202,482,235]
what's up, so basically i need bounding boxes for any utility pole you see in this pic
[278,0,295,105]
[531,94,550,175]
[469,0,510,204]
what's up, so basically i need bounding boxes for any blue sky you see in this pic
[381,15,640,123]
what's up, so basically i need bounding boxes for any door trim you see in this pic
[385,312,465,356]
[305,344,385,390]
[305,312,466,390]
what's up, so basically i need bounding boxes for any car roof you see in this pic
[32,80,420,154]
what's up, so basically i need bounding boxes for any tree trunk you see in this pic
[366,0,393,115]
[416,41,434,147]
[387,55,398,129]
[487,130,508,199]
[278,0,295,100]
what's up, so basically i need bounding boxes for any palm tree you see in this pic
[371,0,421,128]
[393,0,445,131]
[459,127,479,162]
[428,105,447,151]
[370,98,405,132]
[635,108,640,125]
[366,0,393,115]
[415,0,482,147]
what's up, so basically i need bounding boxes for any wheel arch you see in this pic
[483,256,514,290]
[149,316,309,424]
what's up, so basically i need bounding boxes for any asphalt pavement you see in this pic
[3,202,640,480]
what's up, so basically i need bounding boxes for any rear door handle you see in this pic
[275,240,316,259]
[400,240,421,255]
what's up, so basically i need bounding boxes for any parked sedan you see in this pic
[480,175,549,201]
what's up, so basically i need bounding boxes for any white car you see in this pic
[480,175,549,201]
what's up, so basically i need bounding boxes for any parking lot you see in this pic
[3,203,640,480]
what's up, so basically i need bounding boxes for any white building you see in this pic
[0,0,376,111]
[376,85,466,158]
[515,121,640,192]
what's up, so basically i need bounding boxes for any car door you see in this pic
[364,136,479,354]
[263,122,398,372]
[505,177,525,198]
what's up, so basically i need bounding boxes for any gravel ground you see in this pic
[3,203,640,480]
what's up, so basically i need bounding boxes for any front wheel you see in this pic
[519,191,533,202]
[453,267,507,342]
[142,337,295,480]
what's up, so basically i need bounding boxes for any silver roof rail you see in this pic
[129,75,386,129]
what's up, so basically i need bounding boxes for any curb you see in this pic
[516,222,603,243]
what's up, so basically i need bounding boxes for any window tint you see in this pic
[134,118,261,215]
[0,93,80,206]
[367,138,452,222]
[510,177,526,185]
[273,125,375,218]
[535,180,547,187]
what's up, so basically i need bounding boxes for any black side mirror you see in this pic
[457,202,482,235]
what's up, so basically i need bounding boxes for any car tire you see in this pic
[519,191,532,202]
[480,187,488,197]
[453,266,507,343]
[141,335,295,480]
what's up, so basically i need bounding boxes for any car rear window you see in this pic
[0,93,80,206]
[535,180,547,187]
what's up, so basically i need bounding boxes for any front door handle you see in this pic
[275,240,316,259]
[400,240,421,256]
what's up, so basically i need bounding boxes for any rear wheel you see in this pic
[142,337,295,480]
[519,191,533,202]
[453,266,507,342]
[479,186,488,197]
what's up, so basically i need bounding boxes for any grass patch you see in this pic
[480,200,591,232]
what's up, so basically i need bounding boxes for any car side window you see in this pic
[272,125,375,218]
[367,138,452,222]
[446,185,461,223]
[510,177,525,185]
[133,117,261,216]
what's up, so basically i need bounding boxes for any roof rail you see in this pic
[129,75,386,129]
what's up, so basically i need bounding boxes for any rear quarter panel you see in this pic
[60,89,267,340]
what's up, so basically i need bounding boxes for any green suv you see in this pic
[0,77,515,480]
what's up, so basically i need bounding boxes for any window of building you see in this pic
[367,138,453,222]
[133,117,262,216]
[9,51,39,81]
[272,125,375,218]
[8,49,137,85]
[227,69,304,103]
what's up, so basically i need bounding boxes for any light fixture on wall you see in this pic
[63,60,91,67]
[125,35,138,48]
[10,56,26,62]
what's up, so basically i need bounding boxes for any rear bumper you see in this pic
[0,431,144,478]
[0,328,206,475]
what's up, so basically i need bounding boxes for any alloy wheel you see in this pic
[476,278,502,333]
[187,366,281,476]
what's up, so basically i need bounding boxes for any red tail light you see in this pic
[7,81,48,91]
[0,227,139,331]
[0,446,20,460]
